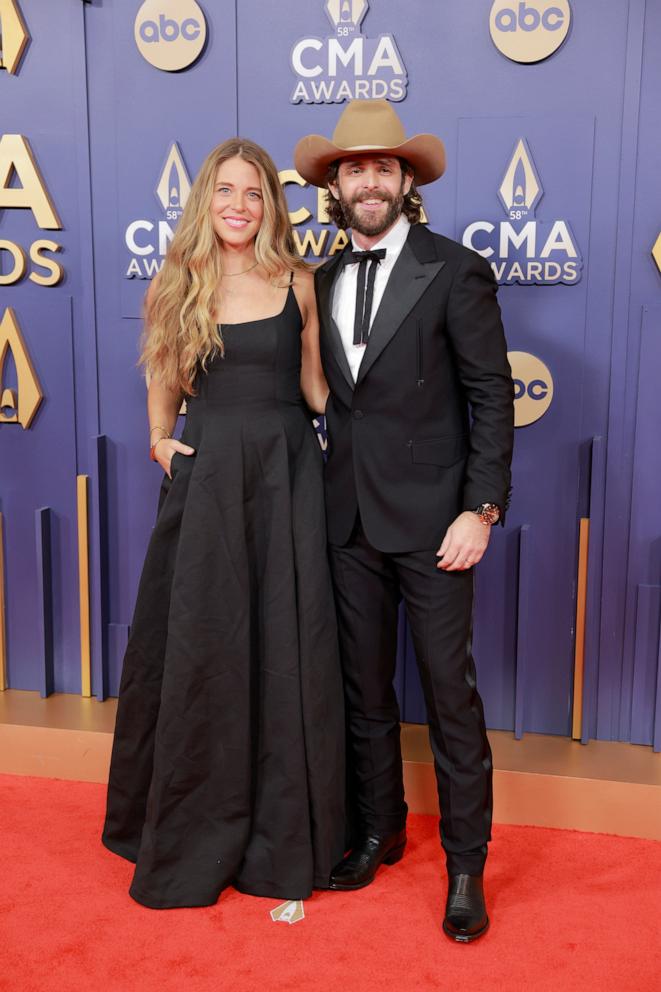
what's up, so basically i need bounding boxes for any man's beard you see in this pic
[339,184,405,237]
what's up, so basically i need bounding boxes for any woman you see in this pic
[102,139,345,909]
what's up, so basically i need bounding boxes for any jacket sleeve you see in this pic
[444,251,514,522]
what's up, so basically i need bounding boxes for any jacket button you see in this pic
[353,409,364,420]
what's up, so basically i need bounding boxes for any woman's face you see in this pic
[210,156,264,248]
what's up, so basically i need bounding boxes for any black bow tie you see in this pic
[344,249,387,347]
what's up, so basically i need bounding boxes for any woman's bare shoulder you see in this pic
[292,267,315,292]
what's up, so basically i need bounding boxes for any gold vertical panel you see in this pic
[0,512,6,690]
[572,518,590,740]
[77,475,91,697]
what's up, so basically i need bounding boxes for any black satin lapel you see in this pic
[317,259,355,392]
[356,244,445,385]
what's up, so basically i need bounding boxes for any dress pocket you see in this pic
[408,434,468,467]
[169,451,182,478]
[170,450,196,478]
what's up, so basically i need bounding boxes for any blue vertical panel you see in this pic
[84,0,238,664]
[630,586,661,747]
[611,0,661,743]
[597,0,647,742]
[473,527,520,731]
[654,635,661,754]
[442,0,633,737]
[0,299,77,691]
[0,0,94,693]
[88,434,109,701]
[624,305,661,745]
[457,113,594,736]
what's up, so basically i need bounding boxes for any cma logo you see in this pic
[0,134,64,287]
[125,142,192,279]
[490,1,571,63]
[134,0,206,71]
[0,308,43,429]
[508,351,553,427]
[462,137,583,286]
[291,0,407,104]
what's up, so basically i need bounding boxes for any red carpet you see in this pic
[1,774,660,992]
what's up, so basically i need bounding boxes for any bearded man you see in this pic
[294,100,514,943]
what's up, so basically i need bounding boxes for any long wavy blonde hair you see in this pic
[141,138,305,394]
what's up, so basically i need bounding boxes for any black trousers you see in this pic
[329,519,493,876]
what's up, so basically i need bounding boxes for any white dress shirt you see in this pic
[332,215,411,382]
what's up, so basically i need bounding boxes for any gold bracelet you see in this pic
[149,433,171,462]
[150,425,170,440]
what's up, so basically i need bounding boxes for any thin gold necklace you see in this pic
[221,261,258,277]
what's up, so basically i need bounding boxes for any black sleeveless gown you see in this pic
[102,287,345,908]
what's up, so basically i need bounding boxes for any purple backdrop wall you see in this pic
[1,0,659,746]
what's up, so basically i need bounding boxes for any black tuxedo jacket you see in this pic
[315,223,514,553]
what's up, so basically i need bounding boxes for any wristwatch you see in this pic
[472,503,501,526]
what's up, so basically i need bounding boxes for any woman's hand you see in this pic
[153,437,196,478]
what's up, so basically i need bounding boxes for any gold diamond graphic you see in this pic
[155,143,192,214]
[0,307,43,429]
[498,138,542,216]
[325,0,368,30]
[652,232,661,275]
[0,0,30,75]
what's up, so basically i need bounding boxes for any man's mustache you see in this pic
[351,191,392,204]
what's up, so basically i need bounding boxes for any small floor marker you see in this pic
[270,900,305,924]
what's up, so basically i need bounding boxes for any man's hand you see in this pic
[436,511,492,571]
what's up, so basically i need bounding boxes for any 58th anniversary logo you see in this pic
[290,0,407,103]
[462,138,582,286]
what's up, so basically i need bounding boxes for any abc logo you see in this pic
[508,351,554,427]
[490,1,571,63]
[134,0,206,72]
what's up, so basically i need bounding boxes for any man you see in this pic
[294,100,514,943]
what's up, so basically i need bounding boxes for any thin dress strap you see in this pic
[289,271,294,286]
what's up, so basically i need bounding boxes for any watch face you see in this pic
[476,503,500,525]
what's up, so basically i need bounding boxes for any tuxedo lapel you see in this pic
[356,227,445,386]
[317,248,355,391]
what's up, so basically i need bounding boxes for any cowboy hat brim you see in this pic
[293,133,446,188]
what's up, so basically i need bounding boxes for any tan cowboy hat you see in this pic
[294,99,446,188]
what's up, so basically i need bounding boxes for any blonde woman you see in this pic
[102,140,345,909]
